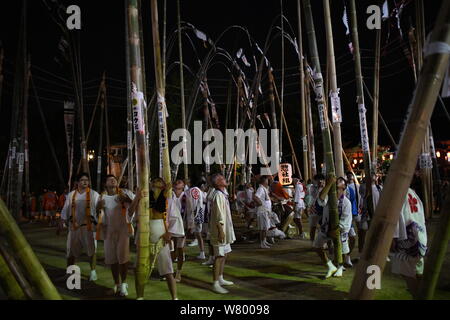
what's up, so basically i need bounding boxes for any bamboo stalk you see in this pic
[417,185,450,299]
[349,1,450,299]
[306,78,316,177]
[323,0,344,178]
[96,79,105,191]
[297,0,309,182]
[126,0,151,299]
[372,21,381,169]
[104,76,112,175]
[177,0,188,182]
[0,199,61,299]
[0,246,26,300]
[0,47,4,114]
[0,241,35,299]
[303,0,342,264]
[125,0,134,191]
[23,59,31,218]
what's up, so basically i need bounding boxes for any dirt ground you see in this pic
[1,213,450,300]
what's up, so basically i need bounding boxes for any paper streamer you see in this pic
[157,94,168,150]
[131,83,145,134]
[419,153,433,169]
[358,104,370,153]
[302,136,308,152]
[330,90,342,123]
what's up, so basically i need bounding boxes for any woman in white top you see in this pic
[253,176,273,249]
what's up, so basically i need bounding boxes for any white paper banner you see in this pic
[330,90,342,123]
[419,153,433,169]
[318,103,327,131]
[157,94,168,150]
[358,104,370,152]
[18,153,24,173]
[131,83,145,133]
[302,136,308,152]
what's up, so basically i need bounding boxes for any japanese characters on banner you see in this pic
[429,134,437,159]
[330,89,342,123]
[302,136,308,152]
[64,101,75,180]
[419,153,433,169]
[358,104,370,153]
[157,94,169,151]
[18,153,24,173]
[131,83,145,134]
[278,163,292,185]
[312,72,327,131]
[311,150,317,173]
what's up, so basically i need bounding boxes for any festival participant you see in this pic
[244,183,256,229]
[29,192,38,223]
[254,175,272,249]
[390,187,427,296]
[97,175,139,296]
[293,177,307,239]
[43,188,58,226]
[270,176,291,225]
[185,177,206,260]
[202,175,216,267]
[357,173,383,252]
[305,174,326,243]
[267,210,286,243]
[134,177,178,300]
[345,172,359,266]
[61,173,101,281]
[313,176,352,278]
[168,180,186,282]
[209,173,236,294]
[56,188,69,235]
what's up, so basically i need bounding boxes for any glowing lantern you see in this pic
[278,163,292,185]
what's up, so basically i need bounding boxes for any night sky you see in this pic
[0,0,447,191]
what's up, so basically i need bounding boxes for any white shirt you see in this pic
[185,186,205,228]
[61,189,100,226]
[245,187,256,213]
[317,194,352,235]
[209,189,236,246]
[294,182,306,210]
[167,191,185,237]
[101,189,135,232]
[255,185,271,212]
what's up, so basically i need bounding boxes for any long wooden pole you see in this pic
[125,0,134,191]
[417,185,450,299]
[0,47,4,114]
[0,247,26,300]
[0,199,61,299]
[104,77,112,175]
[349,2,450,299]
[372,19,381,169]
[297,0,309,182]
[306,79,316,177]
[177,0,188,182]
[303,0,342,264]
[126,0,151,299]
[323,0,344,178]
[349,0,373,222]
[96,80,105,191]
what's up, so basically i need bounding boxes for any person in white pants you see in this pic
[312,176,353,278]
[254,176,273,249]
[185,178,206,259]
[209,173,236,294]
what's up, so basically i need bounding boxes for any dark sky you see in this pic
[0,0,447,191]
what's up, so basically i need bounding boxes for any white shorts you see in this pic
[256,211,270,231]
[308,214,320,227]
[294,208,303,219]
[213,243,232,257]
[157,244,174,276]
[103,230,130,265]
[313,232,350,255]
[391,255,423,278]
[45,210,56,217]
[67,226,96,258]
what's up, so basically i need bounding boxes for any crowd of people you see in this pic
[16,168,434,299]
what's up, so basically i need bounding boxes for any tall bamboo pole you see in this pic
[23,59,31,219]
[349,0,373,219]
[96,79,105,191]
[104,77,112,175]
[323,0,344,178]
[0,241,35,299]
[279,0,285,162]
[417,185,450,299]
[0,199,61,299]
[306,80,316,177]
[0,248,26,300]
[303,0,341,264]
[177,0,188,182]
[297,0,309,182]
[125,0,134,191]
[372,21,381,170]
[126,0,151,299]
[349,2,450,299]
[268,69,279,132]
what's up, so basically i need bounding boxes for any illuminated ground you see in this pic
[1,214,450,300]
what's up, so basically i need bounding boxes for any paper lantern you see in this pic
[278,163,292,185]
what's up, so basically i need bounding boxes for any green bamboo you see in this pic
[0,249,26,300]
[0,199,61,299]
[126,0,151,299]
[303,0,342,264]
[417,186,450,299]
[349,1,450,299]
